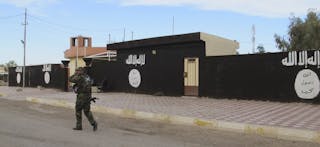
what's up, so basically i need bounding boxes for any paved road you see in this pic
[0,99,318,147]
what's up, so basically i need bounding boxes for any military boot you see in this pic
[93,122,98,131]
[73,126,82,131]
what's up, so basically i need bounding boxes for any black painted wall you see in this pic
[90,32,320,103]
[91,41,205,95]
[200,51,320,102]
[8,64,67,90]
[91,49,320,103]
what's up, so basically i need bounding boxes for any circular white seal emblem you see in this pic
[16,73,21,84]
[128,69,141,88]
[44,72,50,84]
[294,69,320,99]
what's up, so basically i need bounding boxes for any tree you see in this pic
[0,60,17,72]
[274,11,320,51]
[6,60,17,68]
[257,44,265,53]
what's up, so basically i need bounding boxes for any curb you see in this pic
[26,97,320,143]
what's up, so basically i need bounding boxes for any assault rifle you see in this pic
[90,97,99,103]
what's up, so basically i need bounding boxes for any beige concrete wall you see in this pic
[68,58,86,76]
[200,32,239,56]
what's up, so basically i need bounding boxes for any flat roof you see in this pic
[107,32,239,56]
[107,32,203,50]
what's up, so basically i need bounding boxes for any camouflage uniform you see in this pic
[69,67,97,131]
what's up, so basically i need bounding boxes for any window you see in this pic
[84,38,89,47]
[72,38,78,46]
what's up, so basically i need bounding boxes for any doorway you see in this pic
[184,57,199,96]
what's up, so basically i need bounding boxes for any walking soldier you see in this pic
[69,67,97,131]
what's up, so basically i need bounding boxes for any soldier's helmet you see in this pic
[75,67,86,73]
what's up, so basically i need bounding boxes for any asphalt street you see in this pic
[0,98,318,147]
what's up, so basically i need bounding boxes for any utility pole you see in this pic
[172,16,175,35]
[123,28,126,42]
[131,31,133,40]
[252,25,256,54]
[73,36,79,69]
[22,8,27,88]
[108,33,111,44]
[76,39,79,69]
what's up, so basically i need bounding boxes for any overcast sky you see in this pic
[0,0,319,65]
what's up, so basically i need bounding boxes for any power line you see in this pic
[0,13,23,20]
[28,16,129,43]
[28,14,124,33]
[28,16,76,34]
[23,14,137,43]
[28,15,87,32]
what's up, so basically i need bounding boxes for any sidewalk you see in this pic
[1,86,320,143]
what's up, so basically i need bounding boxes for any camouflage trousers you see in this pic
[75,93,96,128]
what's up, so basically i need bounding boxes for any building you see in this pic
[64,36,107,75]
[7,32,319,102]
[90,32,239,96]
[8,64,67,90]
[0,66,8,82]
[0,66,6,73]
[88,32,320,102]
